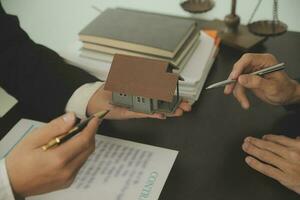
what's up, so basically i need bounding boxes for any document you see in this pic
[0,119,178,200]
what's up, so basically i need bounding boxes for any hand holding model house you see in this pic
[102,54,191,118]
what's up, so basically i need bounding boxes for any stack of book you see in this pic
[78,8,199,72]
[60,8,220,104]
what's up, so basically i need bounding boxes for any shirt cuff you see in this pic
[0,159,15,200]
[66,82,104,119]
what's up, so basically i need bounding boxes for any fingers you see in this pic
[224,53,278,95]
[168,108,184,117]
[224,54,254,95]
[231,54,253,79]
[54,147,94,189]
[245,156,285,183]
[53,117,99,162]
[242,140,289,170]
[65,146,94,181]
[244,137,289,159]
[224,80,236,95]
[238,74,269,90]
[244,135,300,194]
[233,83,250,109]
[263,134,300,148]
[231,74,275,109]
[109,105,166,119]
[123,109,166,119]
[126,108,186,119]
[178,101,192,112]
[167,100,191,117]
[30,113,77,146]
[116,100,191,120]
[165,100,192,117]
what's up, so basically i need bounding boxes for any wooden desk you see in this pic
[1,30,300,200]
[100,30,300,200]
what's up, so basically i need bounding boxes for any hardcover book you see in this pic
[79,8,196,58]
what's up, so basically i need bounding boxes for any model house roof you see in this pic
[104,54,180,102]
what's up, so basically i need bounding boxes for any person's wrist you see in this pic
[286,80,300,105]
[6,157,25,198]
[86,88,101,116]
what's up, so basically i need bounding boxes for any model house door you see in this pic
[132,96,152,114]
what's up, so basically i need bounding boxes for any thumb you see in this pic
[30,112,77,145]
[238,74,268,90]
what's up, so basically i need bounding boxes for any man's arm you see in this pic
[0,3,99,121]
[224,53,300,195]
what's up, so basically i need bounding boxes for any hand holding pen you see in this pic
[211,54,300,109]
[206,62,286,90]
[6,112,104,197]
[42,110,109,150]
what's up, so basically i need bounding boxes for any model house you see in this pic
[104,54,182,114]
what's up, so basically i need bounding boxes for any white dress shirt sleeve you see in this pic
[0,159,15,200]
[65,81,104,119]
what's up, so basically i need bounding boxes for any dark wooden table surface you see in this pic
[1,29,300,200]
[100,30,300,200]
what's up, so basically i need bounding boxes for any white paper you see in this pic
[0,119,178,200]
[180,31,216,85]
[179,32,218,103]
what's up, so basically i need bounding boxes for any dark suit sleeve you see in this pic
[285,104,300,113]
[0,3,99,121]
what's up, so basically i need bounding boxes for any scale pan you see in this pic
[180,0,214,13]
[248,20,287,36]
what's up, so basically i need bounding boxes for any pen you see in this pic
[206,62,285,90]
[42,110,109,151]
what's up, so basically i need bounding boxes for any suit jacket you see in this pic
[0,3,98,121]
[285,103,300,113]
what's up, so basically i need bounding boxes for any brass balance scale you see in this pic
[180,0,288,50]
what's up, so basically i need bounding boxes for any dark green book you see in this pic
[79,8,196,58]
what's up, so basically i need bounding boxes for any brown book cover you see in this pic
[79,8,196,58]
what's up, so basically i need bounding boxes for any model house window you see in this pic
[142,98,145,103]
[137,96,141,102]
[119,93,127,97]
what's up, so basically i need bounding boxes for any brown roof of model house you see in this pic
[104,54,179,102]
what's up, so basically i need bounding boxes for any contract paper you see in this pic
[0,119,178,200]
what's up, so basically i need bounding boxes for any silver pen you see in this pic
[206,62,286,90]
